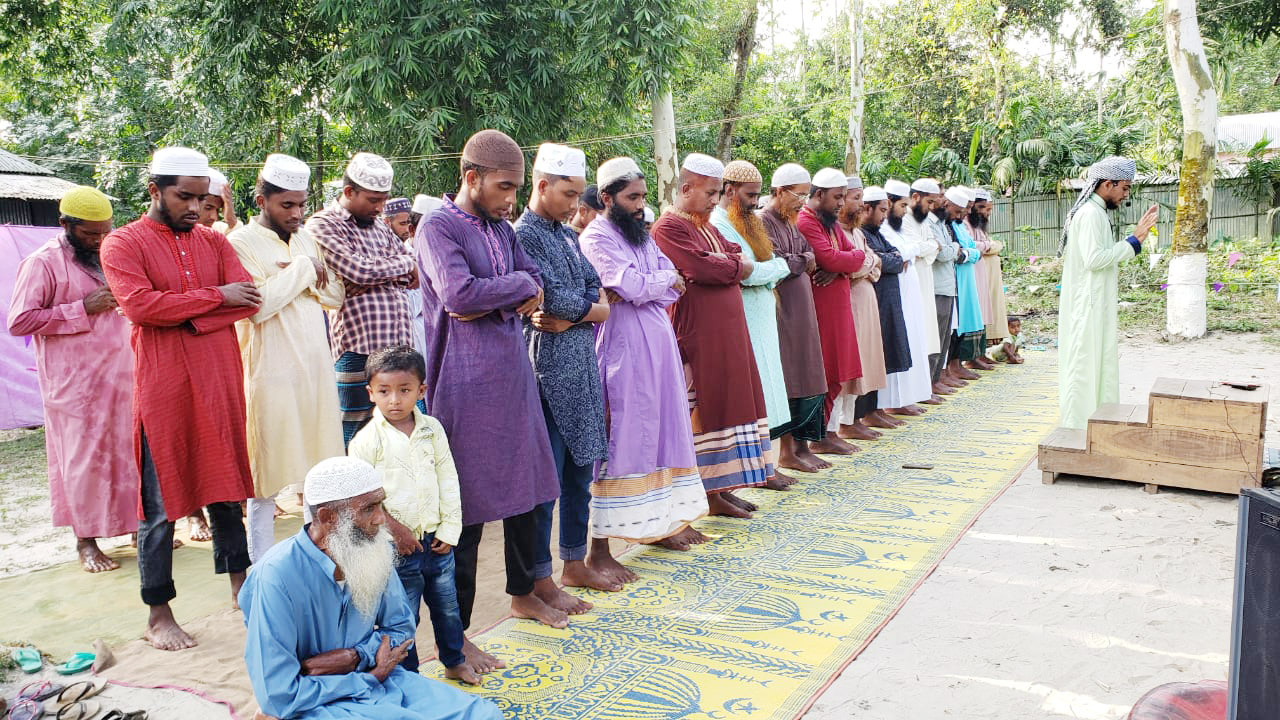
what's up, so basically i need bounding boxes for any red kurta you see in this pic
[797,206,865,389]
[652,212,768,432]
[101,215,257,519]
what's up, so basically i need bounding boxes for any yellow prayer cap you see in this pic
[59,186,113,222]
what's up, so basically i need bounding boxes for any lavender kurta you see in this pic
[416,197,559,526]
[7,235,138,537]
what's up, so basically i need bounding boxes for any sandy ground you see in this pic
[806,334,1280,720]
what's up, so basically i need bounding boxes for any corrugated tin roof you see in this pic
[1218,111,1280,152]
[0,173,80,200]
[0,148,54,176]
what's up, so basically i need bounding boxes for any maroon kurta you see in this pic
[796,207,865,391]
[101,215,257,519]
[651,212,767,432]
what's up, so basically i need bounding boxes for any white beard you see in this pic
[326,511,396,619]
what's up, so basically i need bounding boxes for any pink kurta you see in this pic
[7,235,138,537]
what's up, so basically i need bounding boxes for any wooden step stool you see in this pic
[1039,378,1268,494]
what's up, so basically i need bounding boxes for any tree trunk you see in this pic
[652,88,679,211]
[1164,0,1216,339]
[843,0,864,175]
[715,3,758,162]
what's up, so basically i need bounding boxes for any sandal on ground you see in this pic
[7,699,43,720]
[44,681,107,711]
[11,648,43,674]
[50,701,98,720]
[17,682,64,704]
[54,653,95,676]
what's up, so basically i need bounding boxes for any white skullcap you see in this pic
[597,157,643,190]
[149,147,210,177]
[304,456,383,507]
[345,152,394,192]
[884,179,911,198]
[911,178,942,194]
[846,176,864,190]
[533,143,587,178]
[811,167,847,189]
[643,206,655,223]
[972,187,992,201]
[769,163,810,188]
[261,153,311,192]
[412,194,443,216]
[682,153,724,180]
[862,186,888,202]
[944,186,971,206]
[206,168,228,196]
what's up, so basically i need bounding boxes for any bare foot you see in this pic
[587,539,639,585]
[797,444,832,469]
[810,433,859,455]
[187,514,211,542]
[651,534,690,551]
[230,571,246,610]
[77,538,120,573]
[273,503,288,518]
[723,491,758,512]
[445,663,483,686]
[932,382,955,395]
[677,526,710,544]
[779,453,820,472]
[921,394,944,405]
[708,493,752,518]
[510,592,569,628]
[146,605,197,651]
[462,637,505,674]
[533,577,592,614]
[838,422,880,441]
[866,411,904,429]
[561,560,622,592]
[954,366,980,380]
[888,405,925,416]
[764,474,792,491]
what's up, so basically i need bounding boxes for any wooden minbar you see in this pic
[1039,377,1268,494]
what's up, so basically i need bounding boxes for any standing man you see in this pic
[970,188,1009,357]
[100,147,261,651]
[928,187,967,390]
[710,159,795,490]
[307,153,417,446]
[569,185,603,235]
[198,168,239,236]
[513,143,616,609]
[579,157,710,568]
[384,197,413,243]
[876,180,933,416]
[652,153,771,520]
[902,179,945,402]
[1058,157,1158,429]
[8,187,135,573]
[229,154,346,562]
[416,129,562,673]
[946,187,985,379]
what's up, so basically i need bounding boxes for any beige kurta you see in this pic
[978,233,1009,340]
[844,226,886,395]
[229,220,346,497]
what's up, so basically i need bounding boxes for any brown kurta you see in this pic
[652,212,768,432]
[760,207,827,399]
[844,226,887,395]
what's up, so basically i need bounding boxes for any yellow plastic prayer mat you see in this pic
[433,360,1058,719]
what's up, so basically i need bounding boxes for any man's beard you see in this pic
[817,207,839,231]
[608,202,648,248]
[931,207,950,223]
[1104,198,1120,210]
[727,200,773,260]
[157,203,195,232]
[887,211,904,232]
[66,232,102,271]
[773,201,799,224]
[351,214,376,229]
[327,510,395,619]
[911,204,929,223]
[968,211,988,230]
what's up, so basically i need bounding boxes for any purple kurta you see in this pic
[416,197,559,526]
[7,235,138,537]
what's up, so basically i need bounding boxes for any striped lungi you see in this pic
[335,351,372,448]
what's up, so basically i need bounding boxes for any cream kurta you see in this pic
[902,214,940,355]
[230,220,346,497]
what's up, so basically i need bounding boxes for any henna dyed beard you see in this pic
[727,199,773,260]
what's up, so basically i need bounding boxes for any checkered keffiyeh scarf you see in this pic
[1059,156,1137,254]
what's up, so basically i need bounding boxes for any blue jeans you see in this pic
[395,532,466,670]
[534,398,592,580]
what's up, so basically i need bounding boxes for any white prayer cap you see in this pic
[846,176,864,190]
[884,179,911,198]
[533,143,587,179]
[862,186,888,203]
[681,153,724,180]
[911,178,942,194]
[643,206,655,224]
[811,167,846,189]
[206,169,228,196]
[972,187,993,201]
[944,186,971,207]
[304,456,383,507]
[769,163,810,188]
[597,156,643,191]
[412,194,443,216]
[149,147,210,177]
[345,152,394,192]
[261,153,311,192]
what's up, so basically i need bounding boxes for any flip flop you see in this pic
[16,682,63,703]
[11,647,43,673]
[53,653,95,676]
[43,680,107,710]
[51,701,98,720]
[7,699,43,720]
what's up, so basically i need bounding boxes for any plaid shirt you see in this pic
[306,205,415,359]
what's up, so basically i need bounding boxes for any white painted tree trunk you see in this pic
[651,88,679,211]
[844,0,864,174]
[1163,0,1216,339]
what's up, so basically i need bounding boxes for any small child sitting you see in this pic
[347,345,477,684]
[992,316,1025,364]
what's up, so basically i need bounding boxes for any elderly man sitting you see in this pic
[239,457,500,720]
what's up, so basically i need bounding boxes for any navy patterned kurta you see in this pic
[513,210,608,468]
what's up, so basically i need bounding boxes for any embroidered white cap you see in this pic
[769,163,810,188]
[681,153,725,180]
[533,143,587,179]
[345,152,394,193]
[304,457,384,507]
[261,154,311,192]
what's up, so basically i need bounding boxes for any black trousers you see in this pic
[452,508,540,630]
[854,391,879,420]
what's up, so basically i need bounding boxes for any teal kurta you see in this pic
[951,220,983,334]
[1057,194,1137,429]
[710,207,792,430]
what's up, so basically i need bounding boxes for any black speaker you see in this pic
[1229,488,1280,720]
